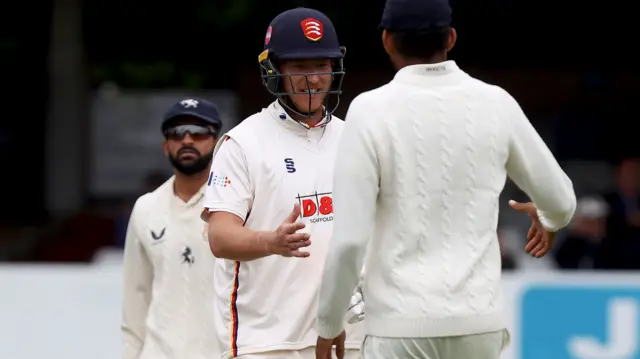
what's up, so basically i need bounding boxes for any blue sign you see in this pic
[521,286,640,359]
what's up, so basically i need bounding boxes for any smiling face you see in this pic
[279,58,333,114]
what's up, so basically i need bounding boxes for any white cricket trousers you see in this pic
[239,348,360,359]
[363,329,510,359]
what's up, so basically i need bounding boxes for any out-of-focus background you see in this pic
[1,0,639,358]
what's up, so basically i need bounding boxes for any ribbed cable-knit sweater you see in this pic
[317,61,576,339]
[121,177,218,359]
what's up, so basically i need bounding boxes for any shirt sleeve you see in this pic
[202,135,253,222]
[121,198,153,359]
[317,96,380,339]
[503,91,577,231]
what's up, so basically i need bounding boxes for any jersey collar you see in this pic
[268,101,330,132]
[168,175,207,207]
[393,60,468,85]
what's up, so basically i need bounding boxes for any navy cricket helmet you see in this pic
[258,7,346,122]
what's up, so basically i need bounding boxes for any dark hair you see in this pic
[390,27,450,60]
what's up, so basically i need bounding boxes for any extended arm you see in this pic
[207,211,273,261]
[504,92,577,231]
[317,98,379,338]
[201,136,269,261]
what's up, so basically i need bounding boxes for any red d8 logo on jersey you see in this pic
[297,192,333,223]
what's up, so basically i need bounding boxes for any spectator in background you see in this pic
[553,196,608,269]
[600,157,640,269]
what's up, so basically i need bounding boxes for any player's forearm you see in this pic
[317,158,376,337]
[317,235,367,338]
[505,96,577,231]
[208,220,272,261]
[507,145,577,231]
[533,173,576,231]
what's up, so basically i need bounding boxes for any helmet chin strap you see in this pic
[278,98,331,129]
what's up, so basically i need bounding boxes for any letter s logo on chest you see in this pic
[284,158,296,173]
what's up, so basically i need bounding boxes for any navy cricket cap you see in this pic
[264,7,343,60]
[161,98,222,133]
[379,0,452,33]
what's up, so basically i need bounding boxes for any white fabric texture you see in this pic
[317,61,576,340]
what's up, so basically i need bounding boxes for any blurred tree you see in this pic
[121,61,176,87]
[196,0,257,28]
[47,0,88,217]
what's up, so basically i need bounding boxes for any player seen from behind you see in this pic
[315,0,577,358]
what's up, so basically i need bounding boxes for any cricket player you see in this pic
[201,7,364,359]
[315,0,577,358]
[122,98,222,359]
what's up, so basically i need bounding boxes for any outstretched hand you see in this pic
[508,200,556,258]
[266,203,312,258]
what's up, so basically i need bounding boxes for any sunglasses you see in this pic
[164,124,215,140]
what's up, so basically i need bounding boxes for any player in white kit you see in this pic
[201,7,364,359]
[315,0,577,358]
[122,98,222,359]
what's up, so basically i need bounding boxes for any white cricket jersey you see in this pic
[316,61,577,339]
[203,101,363,358]
[122,177,218,359]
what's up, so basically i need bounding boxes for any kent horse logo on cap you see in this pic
[300,18,323,41]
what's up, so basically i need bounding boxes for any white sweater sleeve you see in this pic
[503,91,577,231]
[317,97,379,339]
[121,198,154,359]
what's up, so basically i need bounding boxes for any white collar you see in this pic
[267,100,329,133]
[168,175,206,207]
[393,60,467,85]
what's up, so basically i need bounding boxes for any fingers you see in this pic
[288,239,311,250]
[291,249,311,258]
[524,237,537,253]
[315,344,330,359]
[508,200,525,211]
[509,200,535,215]
[530,239,548,258]
[280,221,306,235]
[335,340,345,359]
[278,204,313,258]
[526,224,536,242]
[524,227,554,258]
[524,225,541,253]
[533,243,551,258]
[286,232,311,243]
[530,233,547,257]
[279,237,311,258]
[284,203,302,224]
[532,232,556,258]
